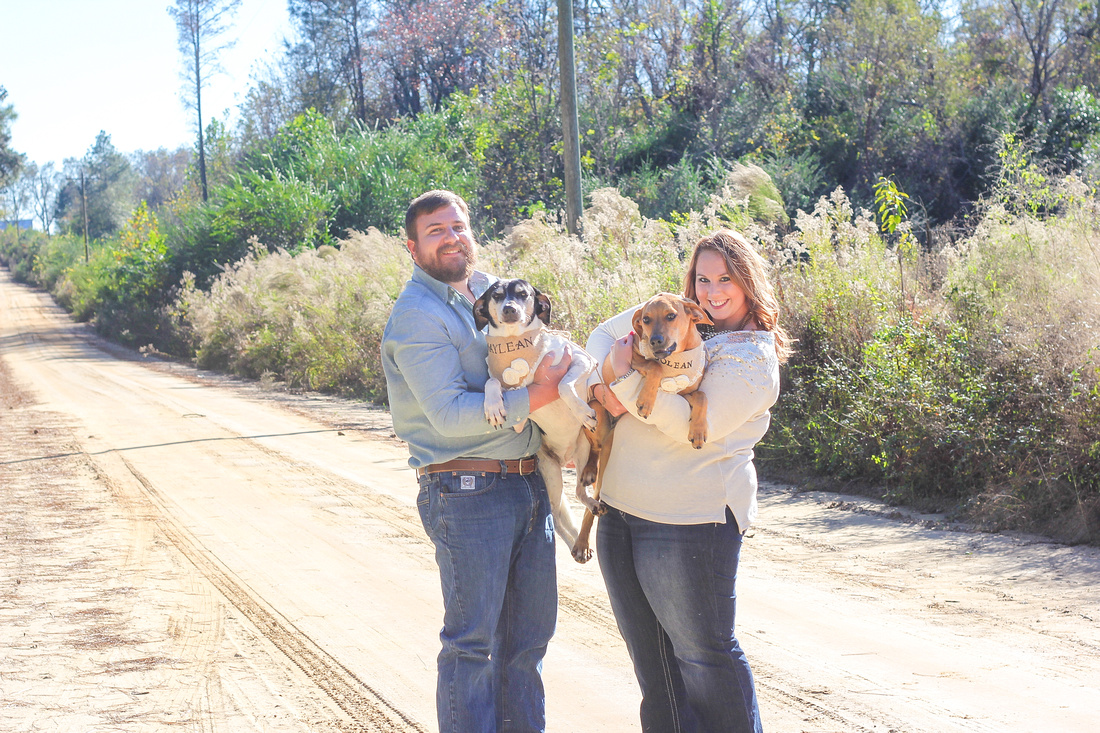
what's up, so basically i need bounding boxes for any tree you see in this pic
[0,86,25,190]
[23,161,59,233]
[169,0,242,202]
[287,0,374,123]
[54,132,139,240]
[132,146,194,211]
[1006,0,1072,122]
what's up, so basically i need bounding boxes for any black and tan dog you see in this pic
[570,292,713,560]
[473,279,607,562]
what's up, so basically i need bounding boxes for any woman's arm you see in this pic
[586,305,640,416]
[585,305,637,362]
[609,341,779,444]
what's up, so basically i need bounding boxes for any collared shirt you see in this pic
[381,264,540,469]
[587,305,779,530]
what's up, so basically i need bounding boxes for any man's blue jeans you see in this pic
[417,467,557,733]
[597,505,762,733]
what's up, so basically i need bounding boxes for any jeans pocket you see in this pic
[416,478,432,537]
[436,471,499,498]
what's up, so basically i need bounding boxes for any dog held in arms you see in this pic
[570,292,714,560]
[473,279,609,562]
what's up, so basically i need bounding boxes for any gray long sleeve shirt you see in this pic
[381,265,541,470]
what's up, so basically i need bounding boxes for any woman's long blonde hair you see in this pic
[682,229,792,363]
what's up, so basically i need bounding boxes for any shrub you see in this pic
[763,173,1100,543]
[177,228,409,402]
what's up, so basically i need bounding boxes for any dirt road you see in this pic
[2,267,1098,732]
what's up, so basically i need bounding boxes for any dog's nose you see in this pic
[650,333,665,348]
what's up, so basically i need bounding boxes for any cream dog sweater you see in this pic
[586,306,780,530]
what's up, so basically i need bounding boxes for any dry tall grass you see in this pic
[175,172,1100,542]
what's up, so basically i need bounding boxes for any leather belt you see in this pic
[416,456,539,477]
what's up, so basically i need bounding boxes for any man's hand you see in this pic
[528,346,571,413]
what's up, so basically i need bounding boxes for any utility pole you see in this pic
[80,168,89,263]
[557,0,582,236]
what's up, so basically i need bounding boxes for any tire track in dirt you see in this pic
[118,457,428,733]
[233,437,879,732]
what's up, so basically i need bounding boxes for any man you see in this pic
[381,190,567,733]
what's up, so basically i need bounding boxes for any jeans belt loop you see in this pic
[500,459,509,477]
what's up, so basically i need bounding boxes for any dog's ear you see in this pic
[683,298,714,326]
[631,306,646,335]
[534,290,553,326]
[472,290,492,332]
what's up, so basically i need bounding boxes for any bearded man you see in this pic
[380,190,567,733]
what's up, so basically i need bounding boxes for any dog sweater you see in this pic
[654,343,706,393]
[486,331,551,387]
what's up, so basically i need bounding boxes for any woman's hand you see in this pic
[609,332,634,378]
[592,383,627,417]
[591,332,635,418]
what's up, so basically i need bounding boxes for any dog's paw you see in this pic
[484,397,508,427]
[571,542,593,564]
[580,464,598,488]
[577,489,601,514]
[636,398,655,419]
[485,406,508,428]
[591,500,609,517]
[578,404,598,431]
[689,429,708,450]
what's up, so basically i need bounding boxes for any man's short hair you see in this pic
[405,190,470,242]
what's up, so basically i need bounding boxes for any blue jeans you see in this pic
[417,467,558,733]
[597,506,762,733]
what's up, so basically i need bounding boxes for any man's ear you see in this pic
[473,292,491,331]
[534,290,553,326]
[406,239,417,260]
[683,298,714,326]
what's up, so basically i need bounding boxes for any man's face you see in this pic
[407,202,477,285]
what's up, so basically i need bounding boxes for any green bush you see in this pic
[0,228,48,282]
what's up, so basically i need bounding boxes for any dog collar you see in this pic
[657,344,706,392]
[486,331,546,387]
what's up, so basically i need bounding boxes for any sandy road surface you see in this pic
[2,267,1099,732]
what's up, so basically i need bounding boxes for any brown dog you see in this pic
[570,293,713,561]
[630,292,713,449]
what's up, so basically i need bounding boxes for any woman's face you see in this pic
[694,248,749,329]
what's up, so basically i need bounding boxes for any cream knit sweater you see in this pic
[586,306,780,530]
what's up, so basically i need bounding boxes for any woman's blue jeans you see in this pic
[417,467,558,733]
[597,505,763,733]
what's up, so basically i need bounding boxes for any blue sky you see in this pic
[2,0,290,167]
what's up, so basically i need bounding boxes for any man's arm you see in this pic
[389,306,532,437]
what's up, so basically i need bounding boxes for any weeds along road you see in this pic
[2,267,1099,732]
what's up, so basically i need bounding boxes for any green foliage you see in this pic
[50,203,180,348]
[764,176,1100,542]
[0,86,24,187]
[212,168,335,254]
[1041,87,1100,171]
[54,132,139,239]
[0,227,47,283]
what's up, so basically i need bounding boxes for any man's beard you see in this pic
[419,243,476,284]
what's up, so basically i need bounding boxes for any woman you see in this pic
[587,229,790,732]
